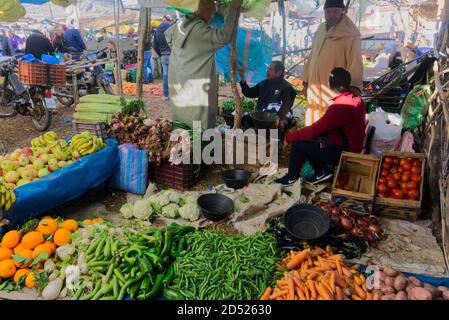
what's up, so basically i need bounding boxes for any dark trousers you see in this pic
[287,140,343,180]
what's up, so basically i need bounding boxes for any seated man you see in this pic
[239,61,296,130]
[275,68,366,186]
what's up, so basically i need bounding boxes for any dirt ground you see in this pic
[0,82,237,154]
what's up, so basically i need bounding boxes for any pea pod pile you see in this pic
[170,231,283,300]
[67,222,194,300]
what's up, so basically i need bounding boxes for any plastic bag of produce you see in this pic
[109,144,149,195]
[401,85,431,130]
[367,112,403,156]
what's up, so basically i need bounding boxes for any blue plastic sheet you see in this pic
[360,264,449,288]
[19,0,50,4]
[213,15,275,85]
[2,139,119,228]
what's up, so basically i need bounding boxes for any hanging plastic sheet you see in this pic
[2,139,119,228]
[19,0,49,3]
[214,14,275,85]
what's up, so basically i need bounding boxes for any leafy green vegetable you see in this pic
[220,98,257,113]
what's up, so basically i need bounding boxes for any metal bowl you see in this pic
[283,204,331,240]
[221,169,251,189]
[197,193,235,222]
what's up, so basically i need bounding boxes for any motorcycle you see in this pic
[0,56,52,131]
[54,48,114,107]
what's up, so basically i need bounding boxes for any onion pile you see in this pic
[109,113,173,164]
[315,200,384,245]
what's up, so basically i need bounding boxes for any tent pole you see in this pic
[114,0,123,96]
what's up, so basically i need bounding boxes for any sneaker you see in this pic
[305,169,333,185]
[274,175,297,187]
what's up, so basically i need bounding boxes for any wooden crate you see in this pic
[73,121,109,139]
[19,61,66,86]
[151,160,202,191]
[374,151,426,221]
[331,152,380,215]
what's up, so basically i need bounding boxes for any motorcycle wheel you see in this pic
[55,87,75,107]
[96,74,113,95]
[30,93,52,131]
[0,89,18,118]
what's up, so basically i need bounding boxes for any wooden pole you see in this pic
[114,0,123,96]
[137,8,151,99]
[231,8,243,129]
[278,0,287,64]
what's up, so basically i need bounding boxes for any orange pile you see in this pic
[0,216,78,287]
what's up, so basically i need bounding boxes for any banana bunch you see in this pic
[70,131,107,157]
[51,140,71,161]
[0,181,16,211]
[31,131,59,148]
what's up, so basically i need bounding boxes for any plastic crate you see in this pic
[73,121,109,139]
[18,61,66,86]
[150,160,202,190]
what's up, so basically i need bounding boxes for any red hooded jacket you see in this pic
[286,91,366,152]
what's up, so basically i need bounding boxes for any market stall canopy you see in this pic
[160,0,271,19]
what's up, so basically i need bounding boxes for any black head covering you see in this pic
[324,0,345,9]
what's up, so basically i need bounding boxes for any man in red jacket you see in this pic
[275,68,366,186]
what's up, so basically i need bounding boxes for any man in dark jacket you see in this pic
[64,25,86,53]
[0,30,13,57]
[239,61,296,130]
[153,15,173,99]
[25,30,53,60]
[275,68,366,186]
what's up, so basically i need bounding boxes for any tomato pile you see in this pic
[377,156,422,200]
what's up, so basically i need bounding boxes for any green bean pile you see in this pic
[171,231,283,300]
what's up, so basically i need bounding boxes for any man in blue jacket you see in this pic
[64,24,86,53]
[153,15,173,99]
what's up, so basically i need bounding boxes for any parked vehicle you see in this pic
[54,48,113,107]
[0,56,52,131]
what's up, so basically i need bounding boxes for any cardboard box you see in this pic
[331,152,380,215]
[373,152,426,221]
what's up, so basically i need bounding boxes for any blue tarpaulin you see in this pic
[360,264,449,288]
[213,14,275,85]
[2,139,119,228]
[19,0,50,4]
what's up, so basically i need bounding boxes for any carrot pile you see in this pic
[260,246,380,301]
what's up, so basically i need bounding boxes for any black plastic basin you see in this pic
[197,194,235,222]
[221,169,251,189]
[250,111,279,130]
[283,204,330,240]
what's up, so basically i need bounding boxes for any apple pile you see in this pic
[377,156,422,200]
[0,131,106,211]
[0,147,74,189]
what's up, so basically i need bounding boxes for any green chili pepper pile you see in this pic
[170,231,283,300]
[68,222,193,300]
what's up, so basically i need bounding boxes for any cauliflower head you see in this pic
[184,193,199,205]
[161,203,180,219]
[178,203,201,222]
[163,189,183,204]
[133,199,154,220]
[149,193,170,214]
[120,203,134,219]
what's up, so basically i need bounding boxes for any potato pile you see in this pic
[375,266,449,300]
